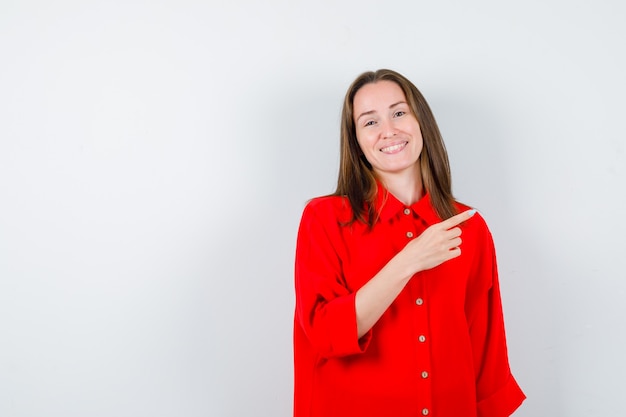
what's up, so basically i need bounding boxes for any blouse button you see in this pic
[421,371,429,379]
[418,335,426,343]
[403,208,411,215]
[406,231,414,238]
[422,409,429,416]
[415,298,424,306]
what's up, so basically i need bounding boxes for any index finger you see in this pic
[440,209,477,230]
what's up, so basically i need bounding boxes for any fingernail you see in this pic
[468,209,477,216]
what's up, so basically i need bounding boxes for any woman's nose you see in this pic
[381,121,397,139]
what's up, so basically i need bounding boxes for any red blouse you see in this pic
[293,187,525,417]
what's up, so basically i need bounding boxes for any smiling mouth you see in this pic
[380,142,408,153]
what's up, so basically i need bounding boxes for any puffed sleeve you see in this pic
[468,222,526,417]
[294,200,372,358]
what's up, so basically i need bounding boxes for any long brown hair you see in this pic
[334,69,457,226]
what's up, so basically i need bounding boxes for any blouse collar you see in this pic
[375,181,442,226]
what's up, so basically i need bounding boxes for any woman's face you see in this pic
[353,80,423,180]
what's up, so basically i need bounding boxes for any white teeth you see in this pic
[380,142,407,153]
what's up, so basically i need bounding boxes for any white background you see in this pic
[1,1,625,416]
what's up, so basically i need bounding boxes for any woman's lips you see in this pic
[380,141,408,154]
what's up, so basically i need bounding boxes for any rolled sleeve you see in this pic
[477,373,525,417]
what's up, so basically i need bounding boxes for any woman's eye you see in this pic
[364,120,376,127]
[394,111,406,117]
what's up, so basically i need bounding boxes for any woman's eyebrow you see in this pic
[356,101,407,122]
[356,109,376,122]
[389,101,407,109]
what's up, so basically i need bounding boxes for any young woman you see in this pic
[294,69,525,417]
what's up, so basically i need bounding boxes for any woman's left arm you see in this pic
[469,223,526,417]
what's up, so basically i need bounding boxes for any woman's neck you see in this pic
[378,167,424,206]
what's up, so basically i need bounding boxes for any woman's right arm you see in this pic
[295,202,476,355]
[295,202,367,357]
[354,209,477,338]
